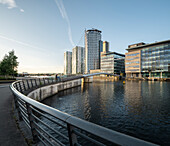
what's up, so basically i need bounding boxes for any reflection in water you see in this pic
[43,81,170,145]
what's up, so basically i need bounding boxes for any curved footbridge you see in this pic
[10,74,158,146]
[62,72,119,83]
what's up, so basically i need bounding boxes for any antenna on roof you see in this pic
[76,30,85,47]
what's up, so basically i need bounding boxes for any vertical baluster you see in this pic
[34,79,37,86]
[31,79,33,88]
[39,78,41,85]
[43,78,46,85]
[22,80,26,91]
[17,82,21,92]
[67,124,77,146]
[13,94,22,121]
[26,79,30,89]
[18,82,23,93]
[26,104,38,142]
[15,83,18,91]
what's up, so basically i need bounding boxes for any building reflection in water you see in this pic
[42,80,170,145]
[124,81,142,115]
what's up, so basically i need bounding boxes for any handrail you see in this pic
[10,78,158,146]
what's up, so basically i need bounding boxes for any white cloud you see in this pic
[54,0,75,47]
[0,0,17,9]
[20,8,24,12]
[0,0,24,12]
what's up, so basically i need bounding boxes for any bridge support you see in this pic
[82,77,93,83]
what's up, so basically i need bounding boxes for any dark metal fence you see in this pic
[10,78,158,146]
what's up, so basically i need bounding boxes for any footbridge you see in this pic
[10,77,158,146]
[61,72,119,82]
[83,72,119,77]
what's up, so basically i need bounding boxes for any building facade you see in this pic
[103,41,109,53]
[101,52,125,74]
[125,40,170,78]
[85,29,102,73]
[72,46,85,74]
[64,51,72,75]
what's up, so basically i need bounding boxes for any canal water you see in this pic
[43,81,170,145]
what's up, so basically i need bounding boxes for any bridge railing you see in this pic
[10,78,158,146]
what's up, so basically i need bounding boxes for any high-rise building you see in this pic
[125,40,170,78]
[64,51,72,75]
[103,41,109,53]
[72,46,85,74]
[99,40,103,69]
[85,29,102,73]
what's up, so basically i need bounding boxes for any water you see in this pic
[43,81,170,145]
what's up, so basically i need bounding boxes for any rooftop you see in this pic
[102,51,125,57]
[126,40,170,50]
[86,28,102,33]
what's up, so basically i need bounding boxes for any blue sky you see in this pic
[0,0,170,73]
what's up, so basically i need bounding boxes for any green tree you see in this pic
[0,50,19,77]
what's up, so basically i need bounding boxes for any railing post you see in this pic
[18,81,23,93]
[17,82,21,92]
[47,78,50,84]
[43,78,46,85]
[22,81,26,92]
[30,79,34,88]
[15,83,19,91]
[13,94,23,121]
[38,78,41,86]
[26,79,30,89]
[26,104,38,142]
[34,79,37,86]
[67,124,78,146]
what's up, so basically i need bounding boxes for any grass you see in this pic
[0,76,16,80]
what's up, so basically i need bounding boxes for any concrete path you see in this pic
[0,84,27,146]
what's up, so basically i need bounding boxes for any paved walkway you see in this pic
[0,84,27,146]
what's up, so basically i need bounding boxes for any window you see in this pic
[126,53,139,57]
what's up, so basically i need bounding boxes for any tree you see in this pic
[0,50,19,77]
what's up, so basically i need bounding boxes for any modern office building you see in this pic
[103,41,109,53]
[85,29,102,73]
[99,40,103,69]
[72,46,85,74]
[64,51,72,75]
[125,40,170,78]
[101,51,125,74]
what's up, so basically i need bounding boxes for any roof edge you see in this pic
[126,39,170,50]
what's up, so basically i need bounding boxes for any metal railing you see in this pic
[10,78,158,146]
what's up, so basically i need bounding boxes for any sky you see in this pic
[0,0,170,73]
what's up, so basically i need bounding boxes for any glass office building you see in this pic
[101,52,125,74]
[64,51,72,75]
[72,46,85,74]
[125,40,170,78]
[85,29,102,73]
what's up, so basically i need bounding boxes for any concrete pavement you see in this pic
[0,84,27,146]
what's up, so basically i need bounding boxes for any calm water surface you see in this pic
[43,81,170,145]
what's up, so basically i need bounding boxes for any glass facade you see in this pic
[125,50,141,74]
[64,51,72,75]
[72,46,85,74]
[141,43,170,77]
[127,53,139,56]
[85,29,102,73]
[101,53,125,74]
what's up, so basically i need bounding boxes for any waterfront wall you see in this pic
[126,77,170,81]
[93,76,120,82]
[27,79,82,101]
